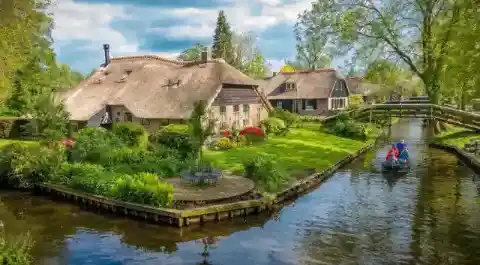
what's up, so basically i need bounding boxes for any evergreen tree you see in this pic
[211,10,234,64]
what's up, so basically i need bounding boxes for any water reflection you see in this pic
[0,119,479,265]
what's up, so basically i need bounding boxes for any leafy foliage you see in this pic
[348,94,364,109]
[112,122,148,149]
[324,112,371,140]
[70,127,122,163]
[243,154,289,192]
[150,124,193,159]
[271,108,300,128]
[177,43,208,61]
[109,172,174,207]
[0,228,34,265]
[260,117,286,135]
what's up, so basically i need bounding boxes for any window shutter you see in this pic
[312,100,317,109]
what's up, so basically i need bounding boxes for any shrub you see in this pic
[70,127,122,163]
[59,163,113,195]
[260,117,285,135]
[232,135,247,148]
[240,126,266,144]
[243,154,289,192]
[0,228,34,265]
[108,172,174,207]
[150,124,193,158]
[215,137,233,150]
[324,111,369,139]
[112,122,148,149]
[0,142,66,188]
[271,108,299,128]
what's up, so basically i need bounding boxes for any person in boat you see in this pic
[396,140,406,154]
[398,147,410,163]
[385,145,399,163]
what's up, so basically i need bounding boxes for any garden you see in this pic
[0,102,382,209]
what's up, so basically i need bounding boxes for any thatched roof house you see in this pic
[60,45,272,132]
[258,69,351,115]
[345,76,380,97]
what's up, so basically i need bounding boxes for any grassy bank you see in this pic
[433,125,480,148]
[204,123,381,179]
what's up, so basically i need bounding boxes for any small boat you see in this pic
[382,159,410,172]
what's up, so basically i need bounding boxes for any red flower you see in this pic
[222,130,230,137]
[62,138,75,148]
[239,126,265,136]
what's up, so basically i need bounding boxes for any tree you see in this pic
[297,0,465,104]
[231,31,270,78]
[439,2,480,109]
[177,43,208,61]
[285,21,334,70]
[211,10,234,65]
[364,60,423,101]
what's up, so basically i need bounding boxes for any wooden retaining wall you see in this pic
[429,142,480,174]
[35,142,378,228]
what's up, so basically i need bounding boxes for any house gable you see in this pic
[211,84,262,106]
[330,79,349,98]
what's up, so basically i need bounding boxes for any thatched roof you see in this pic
[346,76,381,96]
[59,55,268,121]
[259,69,348,99]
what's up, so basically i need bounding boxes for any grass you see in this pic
[434,124,480,148]
[0,139,38,148]
[204,122,381,178]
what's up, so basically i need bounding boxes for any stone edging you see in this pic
[429,142,480,173]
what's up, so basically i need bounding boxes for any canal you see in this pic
[1,119,480,265]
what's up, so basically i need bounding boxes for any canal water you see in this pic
[1,119,479,265]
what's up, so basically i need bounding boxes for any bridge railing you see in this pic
[323,103,480,130]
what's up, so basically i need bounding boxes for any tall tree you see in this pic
[285,21,334,70]
[211,10,234,65]
[297,0,465,104]
[177,43,207,61]
[231,31,270,78]
[439,1,480,109]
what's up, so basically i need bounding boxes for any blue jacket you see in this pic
[396,142,406,152]
[399,150,409,159]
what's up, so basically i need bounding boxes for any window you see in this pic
[257,107,261,122]
[330,98,347,110]
[124,112,133,122]
[243,119,248,126]
[141,119,150,125]
[285,82,296,91]
[243,104,249,113]
[220,106,226,114]
[233,104,240,112]
[303,99,317,110]
[277,101,283,108]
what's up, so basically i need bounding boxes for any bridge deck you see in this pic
[324,102,480,131]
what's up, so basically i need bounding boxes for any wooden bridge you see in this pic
[324,99,480,131]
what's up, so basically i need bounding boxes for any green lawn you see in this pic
[434,125,480,148]
[204,123,380,177]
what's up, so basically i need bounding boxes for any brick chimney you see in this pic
[103,44,111,66]
[200,48,209,63]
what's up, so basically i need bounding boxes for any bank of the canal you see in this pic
[1,119,479,265]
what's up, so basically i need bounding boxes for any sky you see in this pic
[48,0,322,75]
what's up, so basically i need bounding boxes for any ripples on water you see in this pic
[1,119,479,265]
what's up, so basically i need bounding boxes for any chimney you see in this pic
[103,44,110,66]
[272,72,277,76]
[200,48,209,63]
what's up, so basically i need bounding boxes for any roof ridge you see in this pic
[110,55,226,66]
[280,68,337,74]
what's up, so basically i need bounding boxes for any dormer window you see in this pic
[285,82,296,91]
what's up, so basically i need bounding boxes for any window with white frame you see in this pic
[330,98,347,110]
[277,101,283,108]
[303,99,317,110]
[285,82,296,91]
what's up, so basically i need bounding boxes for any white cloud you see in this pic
[49,0,315,73]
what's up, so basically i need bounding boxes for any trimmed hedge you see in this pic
[112,122,148,149]
[150,124,193,158]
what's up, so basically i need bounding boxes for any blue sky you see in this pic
[48,0,321,75]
